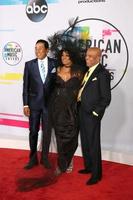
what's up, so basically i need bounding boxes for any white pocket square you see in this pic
[92,77,97,81]
[51,68,56,73]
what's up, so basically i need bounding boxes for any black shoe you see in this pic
[40,159,51,169]
[86,177,101,185]
[78,168,91,174]
[24,160,39,170]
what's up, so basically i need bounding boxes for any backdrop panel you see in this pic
[0,0,133,165]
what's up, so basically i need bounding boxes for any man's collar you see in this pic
[89,63,99,71]
[38,57,48,64]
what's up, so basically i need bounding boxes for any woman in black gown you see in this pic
[49,49,84,175]
[17,49,84,191]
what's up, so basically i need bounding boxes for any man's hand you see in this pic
[23,107,30,117]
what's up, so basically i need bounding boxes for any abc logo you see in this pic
[27,3,47,14]
[26,0,48,22]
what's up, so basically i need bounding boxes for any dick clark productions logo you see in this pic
[26,0,48,22]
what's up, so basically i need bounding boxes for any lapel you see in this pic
[84,64,103,87]
[47,57,52,74]
[32,59,42,83]
[44,57,53,85]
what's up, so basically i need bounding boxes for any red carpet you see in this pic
[0,148,133,200]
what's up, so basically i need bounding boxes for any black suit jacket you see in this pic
[23,57,57,110]
[81,64,111,119]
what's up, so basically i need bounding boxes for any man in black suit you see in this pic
[78,47,111,185]
[23,39,57,169]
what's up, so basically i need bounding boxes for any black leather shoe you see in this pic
[86,177,101,185]
[24,160,39,170]
[78,168,91,174]
[40,159,51,169]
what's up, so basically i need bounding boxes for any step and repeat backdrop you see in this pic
[0,0,133,164]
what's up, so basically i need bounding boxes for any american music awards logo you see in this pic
[2,42,23,66]
[66,18,129,89]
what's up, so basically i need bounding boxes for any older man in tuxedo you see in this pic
[78,47,111,185]
[23,39,57,169]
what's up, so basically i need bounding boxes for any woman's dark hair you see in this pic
[58,48,86,75]
[57,48,77,66]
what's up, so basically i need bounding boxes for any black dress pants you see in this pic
[79,107,102,179]
[29,108,51,161]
